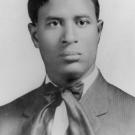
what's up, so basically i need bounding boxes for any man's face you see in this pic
[29,0,103,83]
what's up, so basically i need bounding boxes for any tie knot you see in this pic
[44,81,84,102]
[61,81,84,100]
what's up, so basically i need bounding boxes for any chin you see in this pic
[61,63,87,79]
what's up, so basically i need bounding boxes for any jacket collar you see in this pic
[80,70,110,117]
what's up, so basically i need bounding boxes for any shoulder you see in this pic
[105,78,135,106]
[0,82,46,121]
[0,82,49,134]
[99,73,135,125]
[103,79,135,134]
[96,71,135,103]
[89,70,135,117]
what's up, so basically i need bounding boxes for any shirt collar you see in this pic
[45,66,98,96]
[82,66,98,95]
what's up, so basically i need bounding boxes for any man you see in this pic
[0,0,135,134]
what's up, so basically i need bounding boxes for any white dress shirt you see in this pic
[45,67,98,135]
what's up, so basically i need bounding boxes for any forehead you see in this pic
[38,0,96,19]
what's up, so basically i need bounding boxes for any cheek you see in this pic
[38,31,58,49]
[82,30,99,53]
[38,23,63,44]
[37,30,62,62]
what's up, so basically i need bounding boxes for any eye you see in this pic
[47,20,61,28]
[77,18,90,27]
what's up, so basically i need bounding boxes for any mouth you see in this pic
[59,51,82,62]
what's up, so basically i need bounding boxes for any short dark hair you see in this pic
[28,0,100,24]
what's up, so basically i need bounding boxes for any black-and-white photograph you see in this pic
[0,0,135,134]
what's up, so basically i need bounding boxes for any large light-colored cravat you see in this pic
[26,80,95,135]
[46,67,98,135]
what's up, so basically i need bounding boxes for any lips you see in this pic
[60,51,81,56]
[59,51,82,62]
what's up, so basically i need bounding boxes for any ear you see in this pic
[97,20,104,44]
[97,19,104,35]
[28,23,39,48]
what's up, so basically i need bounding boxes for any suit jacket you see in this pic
[0,71,135,135]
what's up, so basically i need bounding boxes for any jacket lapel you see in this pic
[80,71,110,117]
[22,81,49,118]
[80,71,111,132]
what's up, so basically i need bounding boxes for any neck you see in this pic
[46,65,95,87]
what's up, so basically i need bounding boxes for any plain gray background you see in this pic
[0,0,135,105]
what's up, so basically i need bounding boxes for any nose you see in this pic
[61,23,78,45]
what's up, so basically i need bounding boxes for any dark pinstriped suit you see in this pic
[0,71,135,135]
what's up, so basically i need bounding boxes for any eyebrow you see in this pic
[75,15,91,18]
[45,16,63,21]
[45,15,91,21]
[74,15,92,20]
